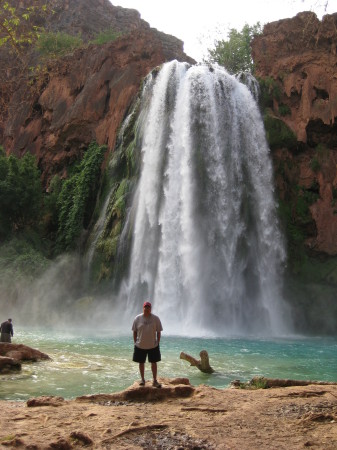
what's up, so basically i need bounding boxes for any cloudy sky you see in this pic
[110,0,337,60]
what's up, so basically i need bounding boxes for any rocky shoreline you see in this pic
[0,377,336,449]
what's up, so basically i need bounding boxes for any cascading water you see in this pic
[113,60,290,336]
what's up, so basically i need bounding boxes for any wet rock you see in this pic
[0,343,50,362]
[0,355,21,374]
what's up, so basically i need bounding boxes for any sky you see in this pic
[110,0,337,61]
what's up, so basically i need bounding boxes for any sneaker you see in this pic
[153,380,162,388]
[139,379,145,386]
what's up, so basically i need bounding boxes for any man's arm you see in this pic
[133,330,137,343]
[157,331,161,345]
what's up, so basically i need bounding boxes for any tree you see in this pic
[0,1,50,123]
[206,23,262,75]
[0,151,43,237]
[0,0,47,57]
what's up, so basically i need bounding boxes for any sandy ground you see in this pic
[0,378,337,449]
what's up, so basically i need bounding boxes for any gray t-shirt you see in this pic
[132,313,163,350]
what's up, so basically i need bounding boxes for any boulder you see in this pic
[76,377,195,403]
[0,343,50,362]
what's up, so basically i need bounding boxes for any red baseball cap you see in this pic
[143,301,151,308]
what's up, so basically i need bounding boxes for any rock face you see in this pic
[252,12,337,255]
[252,12,337,145]
[0,0,193,185]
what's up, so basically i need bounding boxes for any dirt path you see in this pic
[1,379,337,449]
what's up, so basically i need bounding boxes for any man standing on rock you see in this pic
[0,318,14,343]
[132,301,163,388]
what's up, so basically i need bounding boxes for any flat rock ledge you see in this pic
[0,343,50,374]
[76,377,194,403]
[1,380,337,449]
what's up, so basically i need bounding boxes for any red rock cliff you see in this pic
[252,12,337,255]
[0,0,193,185]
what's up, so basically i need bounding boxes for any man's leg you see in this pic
[151,362,161,387]
[139,362,145,382]
[151,362,157,382]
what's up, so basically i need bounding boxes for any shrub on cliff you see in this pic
[36,31,83,58]
[264,114,297,150]
[91,29,122,45]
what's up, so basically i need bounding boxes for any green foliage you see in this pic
[92,177,134,282]
[258,76,281,107]
[89,103,142,283]
[310,157,320,173]
[278,199,306,273]
[0,235,50,280]
[0,233,51,307]
[0,1,48,56]
[278,181,319,274]
[91,28,122,45]
[236,377,268,389]
[295,188,318,224]
[43,175,63,238]
[315,143,330,164]
[0,152,43,237]
[56,142,106,252]
[0,435,16,443]
[278,103,291,116]
[36,31,83,57]
[264,114,297,150]
[206,23,262,74]
[249,378,268,389]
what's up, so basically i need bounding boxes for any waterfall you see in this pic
[116,60,289,337]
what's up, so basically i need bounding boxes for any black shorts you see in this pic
[133,345,161,363]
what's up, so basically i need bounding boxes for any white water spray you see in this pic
[119,61,289,336]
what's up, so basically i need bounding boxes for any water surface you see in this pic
[1,330,336,401]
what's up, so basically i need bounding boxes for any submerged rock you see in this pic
[0,356,21,374]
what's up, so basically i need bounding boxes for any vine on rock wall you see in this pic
[89,100,141,285]
[56,142,107,252]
